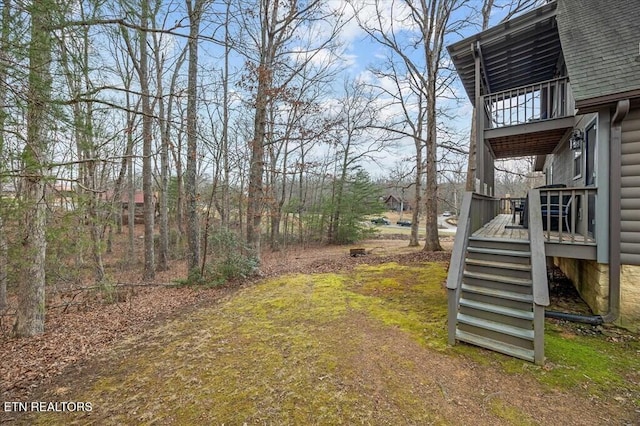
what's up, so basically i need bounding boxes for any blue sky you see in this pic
[85,0,541,181]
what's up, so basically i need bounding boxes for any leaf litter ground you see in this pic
[2,238,639,425]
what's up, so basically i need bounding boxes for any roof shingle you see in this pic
[556,0,640,103]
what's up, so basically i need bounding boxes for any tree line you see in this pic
[0,0,540,337]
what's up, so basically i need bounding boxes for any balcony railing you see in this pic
[483,77,571,129]
[523,186,597,245]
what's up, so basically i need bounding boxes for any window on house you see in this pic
[573,141,582,179]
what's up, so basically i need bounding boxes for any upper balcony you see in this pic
[447,2,573,158]
[482,76,575,158]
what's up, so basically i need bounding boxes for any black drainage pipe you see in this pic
[545,310,604,325]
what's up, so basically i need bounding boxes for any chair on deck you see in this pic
[522,184,574,232]
[510,198,526,225]
[540,192,573,232]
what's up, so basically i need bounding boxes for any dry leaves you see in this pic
[0,238,449,403]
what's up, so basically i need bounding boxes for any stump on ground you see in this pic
[350,248,366,257]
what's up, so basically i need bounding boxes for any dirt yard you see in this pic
[1,236,639,425]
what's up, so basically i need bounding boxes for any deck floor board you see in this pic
[472,214,594,244]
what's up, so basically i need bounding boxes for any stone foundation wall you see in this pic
[620,265,640,333]
[553,258,609,314]
[553,258,640,332]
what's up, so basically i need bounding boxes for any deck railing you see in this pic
[498,197,511,214]
[526,189,549,365]
[469,193,501,235]
[446,192,500,344]
[537,186,597,245]
[483,77,570,129]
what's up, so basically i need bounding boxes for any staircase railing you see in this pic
[527,189,549,365]
[446,192,500,345]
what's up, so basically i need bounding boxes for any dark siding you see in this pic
[620,107,640,265]
[550,114,595,187]
[551,138,573,184]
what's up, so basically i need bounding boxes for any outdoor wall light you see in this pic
[570,129,584,150]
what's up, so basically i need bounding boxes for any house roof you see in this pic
[448,1,640,110]
[556,0,640,110]
[447,2,561,105]
[101,190,150,204]
[127,192,145,204]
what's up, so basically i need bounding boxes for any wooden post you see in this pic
[473,42,485,195]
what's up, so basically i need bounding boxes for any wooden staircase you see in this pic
[446,191,548,365]
[454,237,539,363]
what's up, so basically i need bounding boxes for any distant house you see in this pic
[99,190,157,225]
[445,0,640,364]
[48,182,76,211]
[120,191,158,225]
[383,194,411,211]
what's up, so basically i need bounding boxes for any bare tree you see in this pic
[0,0,11,310]
[328,78,384,244]
[368,58,427,246]
[151,7,188,272]
[353,0,465,251]
[14,0,55,336]
[234,0,344,261]
[116,0,158,279]
[58,0,107,283]
[185,0,204,274]
[139,0,156,280]
[108,24,141,265]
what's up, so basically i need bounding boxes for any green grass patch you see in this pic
[535,323,640,397]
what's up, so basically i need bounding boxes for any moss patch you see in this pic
[33,263,450,425]
[29,261,640,425]
[488,398,537,426]
[346,262,449,349]
[535,323,640,398]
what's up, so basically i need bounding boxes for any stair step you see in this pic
[455,329,535,362]
[465,258,531,272]
[469,236,529,244]
[468,237,530,252]
[461,283,533,303]
[467,247,531,257]
[459,298,534,320]
[457,313,534,341]
[463,271,532,286]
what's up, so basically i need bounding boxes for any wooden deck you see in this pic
[473,214,528,240]
[473,214,596,245]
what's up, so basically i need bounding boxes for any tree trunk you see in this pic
[246,75,268,260]
[409,136,422,247]
[0,0,10,310]
[170,128,185,236]
[221,1,231,229]
[125,93,136,265]
[154,35,169,272]
[423,77,442,252]
[15,0,53,336]
[0,215,7,311]
[139,0,155,280]
[128,152,136,264]
[185,0,202,273]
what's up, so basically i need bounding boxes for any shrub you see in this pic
[209,229,257,281]
[175,229,258,287]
